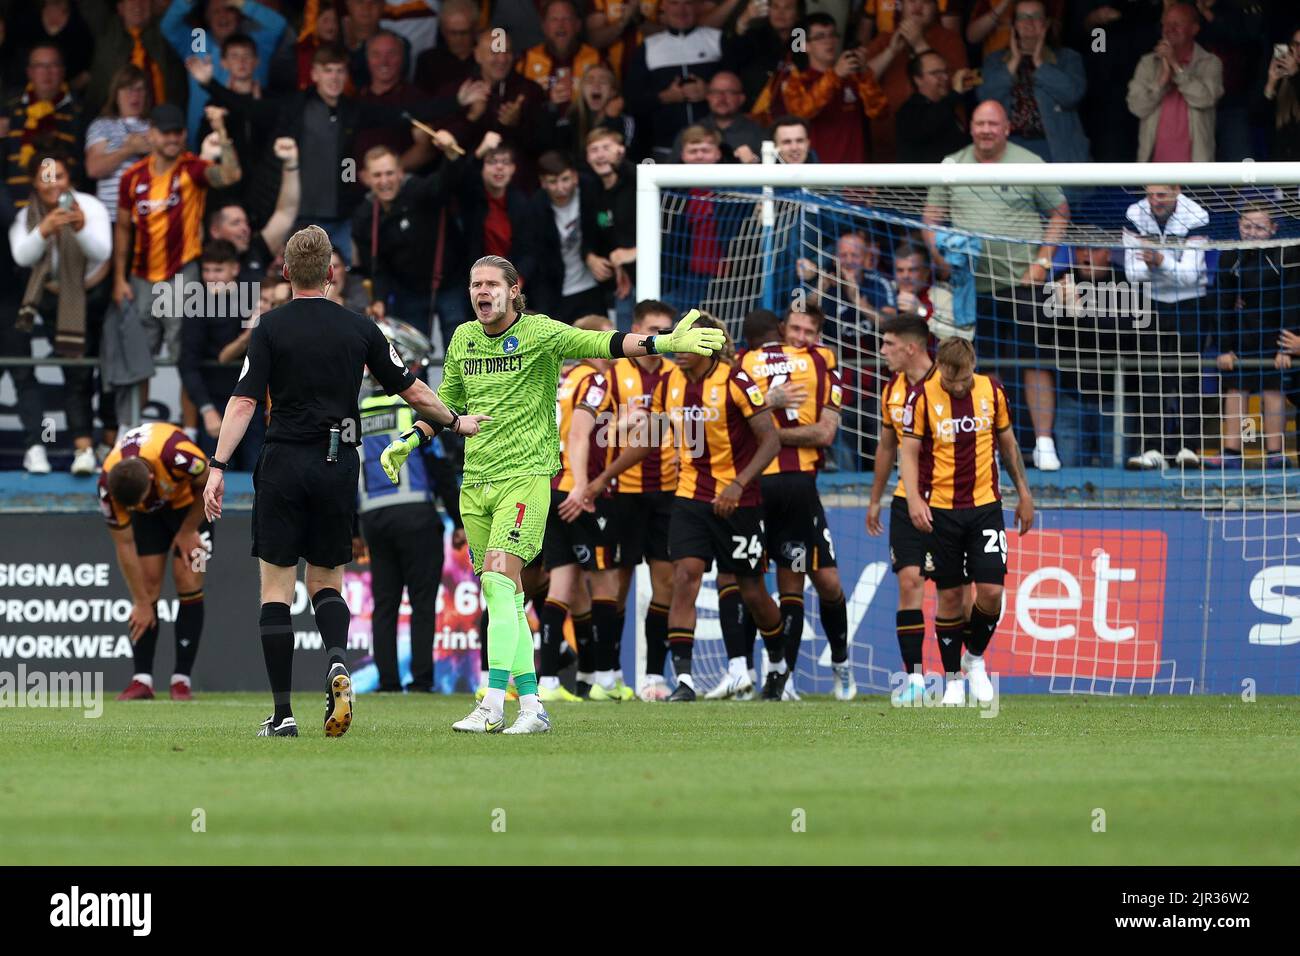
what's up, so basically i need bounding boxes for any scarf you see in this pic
[15,84,68,176]
[19,193,87,357]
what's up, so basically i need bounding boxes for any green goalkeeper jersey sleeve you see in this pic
[438,313,616,485]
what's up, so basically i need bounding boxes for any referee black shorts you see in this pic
[928,501,1007,590]
[252,441,359,568]
[760,471,836,571]
[889,496,929,574]
[668,497,767,576]
[608,491,674,566]
[132,505,215,560]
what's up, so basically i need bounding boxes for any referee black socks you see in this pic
[897,609,925,677]
[311,588,350,666]
[259,602,294,722]
[965,602,1001,656]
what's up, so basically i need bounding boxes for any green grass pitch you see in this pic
[2,693,1297,866]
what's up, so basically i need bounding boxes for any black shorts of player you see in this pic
[760,472,836,571]
[252,440,359,568]
[132,505,215,559]
[607,491,674,566]
[543,489,620,571]
[927,501,1007,590]
[888,495,928,574]
[668,497,768,576]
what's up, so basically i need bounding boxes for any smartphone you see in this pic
[1275,44,1289,60]
[58,192,74,211]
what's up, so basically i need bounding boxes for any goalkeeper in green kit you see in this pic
[379,256,725,734]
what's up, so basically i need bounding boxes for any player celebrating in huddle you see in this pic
[734,307,854,700]
[899,338,1034,705]
[867,315,937,704]
[380,257,724,733]
[546,315,630,702]
[588,314,785,701]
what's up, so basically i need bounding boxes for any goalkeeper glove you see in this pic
[380,430,423,485]
[655,309,725,356]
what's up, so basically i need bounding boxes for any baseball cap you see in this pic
[149,104,185,133]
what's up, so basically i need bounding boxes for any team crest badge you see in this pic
[503,336,520,354]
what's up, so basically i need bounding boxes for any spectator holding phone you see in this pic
[1260,28,1300,162]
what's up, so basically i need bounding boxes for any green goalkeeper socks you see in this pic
[481,571,519,678]
[512,590,539,698]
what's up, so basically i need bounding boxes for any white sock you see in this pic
[728,656,747,677]
[479,669,489,687]
[677,673,695,689]
[1035,436,1056,453]
[771,659,788,675]
[614,668,625,683]
[596,669,615,689]
[170,674,191,687]
[576,671,594,684]
[520,693,540,713]
[539,675,560,690]
[484,687,506,715]
[132,673,153,688]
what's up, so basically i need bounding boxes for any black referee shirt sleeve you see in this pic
[365,321,419,395]
[231,321,271,402]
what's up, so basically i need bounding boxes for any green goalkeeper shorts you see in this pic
[460,474,552,575]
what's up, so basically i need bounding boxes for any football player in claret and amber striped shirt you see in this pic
[586,314,785,702]
[543,314,628,703]
[725,306,854,702]
[867,314,941,703]
[583,299,680,701]
[98,423,213,703]
[900,337,1034,706]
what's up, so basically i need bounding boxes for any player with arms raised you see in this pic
[379,257,724,732]
[899,338,1034,705]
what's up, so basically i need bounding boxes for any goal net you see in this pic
[634,160,1300,697]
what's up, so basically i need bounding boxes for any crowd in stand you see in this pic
[1,0,1299,475]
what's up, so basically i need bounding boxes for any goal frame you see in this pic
[634,160,1300,302]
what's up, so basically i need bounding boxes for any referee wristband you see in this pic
[208,458,228,471]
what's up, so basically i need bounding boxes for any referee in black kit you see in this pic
[203,225,487,738]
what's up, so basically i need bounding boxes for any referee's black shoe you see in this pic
[761,669,790,701]
[324,662,354,738]
[257,715,299,737]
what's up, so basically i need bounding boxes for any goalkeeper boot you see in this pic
[324,662,353,738]
[761,668,790,701]
[539,682,584,704]
[963,651,996,704]
[705,669,754,700]
[832,661,857,701]
[453,703,505,733]
[503,709,552,735]
[893,674,927,707]
[667,675,696,702]
[941,677,967,706]
[257,715,298,737]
